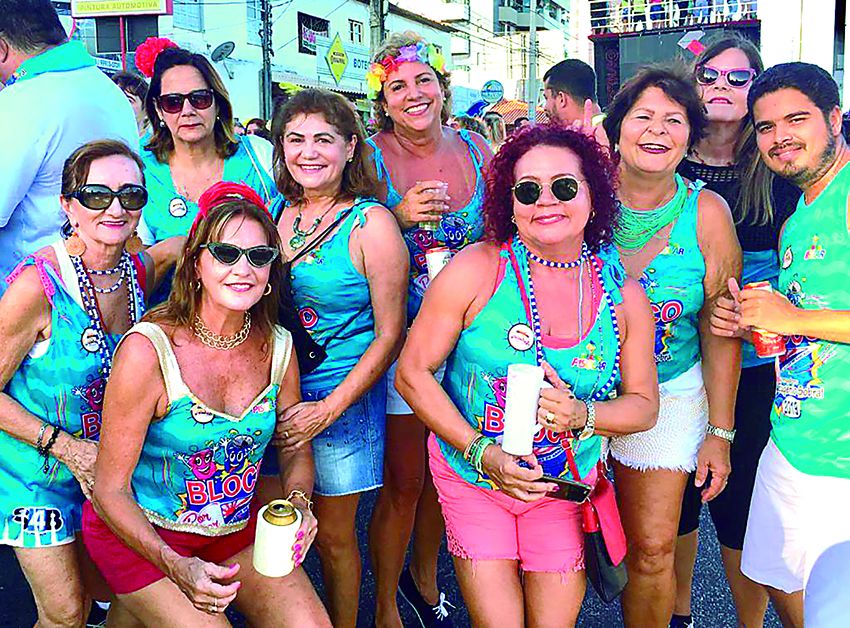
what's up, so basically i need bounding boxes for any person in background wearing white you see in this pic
[0,1,137,295]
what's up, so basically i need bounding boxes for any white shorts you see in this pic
[386,360,447,416]
[742,439,850,594]
[609,363,708,472]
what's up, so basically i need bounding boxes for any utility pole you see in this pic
[526,0,538,120]
[369,0,386,56]
[260,0,273,119]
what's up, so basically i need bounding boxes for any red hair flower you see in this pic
[135,37,178,78]
[190,182,272,238]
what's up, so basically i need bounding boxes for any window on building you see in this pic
[247,0,262,46]
[173,0,203,31]
[95,17,121,54]
[125,16,158,51]
[349,19,363,44]
[95,16,157,54]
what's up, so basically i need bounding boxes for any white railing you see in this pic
[590,0,759,35]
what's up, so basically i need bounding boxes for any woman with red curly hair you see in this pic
[82,182,329,626]
[395,125,658,625]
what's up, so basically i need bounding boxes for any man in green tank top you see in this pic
[716,63,850,626]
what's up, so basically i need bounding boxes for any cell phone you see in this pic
[538,474,592,503]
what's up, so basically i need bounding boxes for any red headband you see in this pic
[190,181,273,239]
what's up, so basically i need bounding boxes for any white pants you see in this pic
[742,439,850,594]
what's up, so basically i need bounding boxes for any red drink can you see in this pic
[425,247,452,282]
[744,281,787,358]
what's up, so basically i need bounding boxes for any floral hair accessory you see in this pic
[365,40,448,100]
[135,37,178,78]
[190,181,272,238]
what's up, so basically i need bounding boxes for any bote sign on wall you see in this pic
[71,0,172,18]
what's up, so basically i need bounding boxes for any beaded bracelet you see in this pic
[35,423,48,452]
[287,489,313,512]
[39,426,60,474]
[464,434,496,474]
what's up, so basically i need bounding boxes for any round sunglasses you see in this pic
[512,176,582,205]
[68,184,148,211]
[695,65,757,89]
[202,242,279,268]
[158,89,215,114]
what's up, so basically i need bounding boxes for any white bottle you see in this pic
[252,499,302,577]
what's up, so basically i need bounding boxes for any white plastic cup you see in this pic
[501,364,546,456]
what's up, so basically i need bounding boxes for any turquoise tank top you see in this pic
[289,200,377,392]
[140,135,275,243]
[628,177,706,383]
[773,162,850,478]
[741,249,781,368]
[366,129,486,321]
[127,322,292,535]
[439,238,625,488]
[0,243,145,547]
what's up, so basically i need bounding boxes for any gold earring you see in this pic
[264,284,272,296]
[65,227,86,257]
[193,280,201,292]
[125,230,144,255]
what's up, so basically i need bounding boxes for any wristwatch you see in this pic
[706,423,736,443]
[576,399,596,441]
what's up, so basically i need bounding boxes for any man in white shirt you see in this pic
[0,1,137,293]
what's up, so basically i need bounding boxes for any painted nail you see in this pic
[296,530,304,540]
[294,543,302,552]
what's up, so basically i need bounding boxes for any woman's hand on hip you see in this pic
[167,554,241,615]
[275,400,336,451]
[54,433,98,499]
[481,446,557,502]
[394,180,451,230]
[537,361,588,433]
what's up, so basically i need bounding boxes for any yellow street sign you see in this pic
[325,34,349,86]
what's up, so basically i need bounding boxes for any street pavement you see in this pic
[0,490,780,627]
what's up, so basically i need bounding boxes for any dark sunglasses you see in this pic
[695,65,757,89]
[68,184,148,211]
[512,177,582,205]
[202,242,279,268]
[158,89,215,114]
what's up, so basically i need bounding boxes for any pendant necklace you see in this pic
[289,203,336,250]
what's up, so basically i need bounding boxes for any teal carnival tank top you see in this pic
[0,243,145,547]
[773,162,850,478]
[628,176,706,384]
[290,200,378,392]
[439,238,625,488]
[140,135,275,243]
[127,322,292,535]
[366,129,485,321]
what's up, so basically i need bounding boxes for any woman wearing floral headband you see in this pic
[365,31,493,628]
[83,181,329,626]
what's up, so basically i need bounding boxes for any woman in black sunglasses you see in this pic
[602,64,743,627]
[395,124,658,626]
[0,139,181,627]
[83,181,330,626]
[135,42,275,303]
[673,35,801,628]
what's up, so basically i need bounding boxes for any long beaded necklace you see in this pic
[614,174,688,253]
[289,204,336,250]
[89,260,127,294]
[71,252,142,379]
[522,244,621,401]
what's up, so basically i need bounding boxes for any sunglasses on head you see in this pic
[695,65,757,89]
[69,184,148,211]
[158,89,215,114]
[512,176,582,205]
[202,242,279,268]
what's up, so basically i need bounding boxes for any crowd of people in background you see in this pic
[1,2,850,628]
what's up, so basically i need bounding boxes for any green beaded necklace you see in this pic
[614,174,688,252]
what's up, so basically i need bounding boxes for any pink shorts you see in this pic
[428,434,589,573]
[81,501,258,594]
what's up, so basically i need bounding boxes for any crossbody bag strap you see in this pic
[289,208,353,265]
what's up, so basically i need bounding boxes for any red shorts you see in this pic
[81,501,257,594]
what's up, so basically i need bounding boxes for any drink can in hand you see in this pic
[744,281,787,358]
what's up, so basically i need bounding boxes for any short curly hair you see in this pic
[484,125,619,252]
[370,31,452,132]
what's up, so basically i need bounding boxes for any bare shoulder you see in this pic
[359,203,400,231]
[619,276,651,306]
[465,130,494,160]
[113,330,161,375]
[696,187,734,226]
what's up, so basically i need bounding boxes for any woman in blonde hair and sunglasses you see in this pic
[82,181,330,626]
[0,139,179,627]
[672,35,801,628]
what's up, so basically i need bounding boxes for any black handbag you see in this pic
[277,204,369,375]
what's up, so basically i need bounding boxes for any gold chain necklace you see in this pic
[193,313,252,350]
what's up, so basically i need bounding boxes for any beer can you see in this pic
[744,281,787,358]
[253,499,301,577]
[426,247,452,282]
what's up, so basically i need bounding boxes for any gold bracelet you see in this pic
[286,489,313,512]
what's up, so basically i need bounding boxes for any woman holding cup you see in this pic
[395,125,658,626]
[365,31,494,626]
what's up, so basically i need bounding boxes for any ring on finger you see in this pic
[544,410,556,425]
[283,430,290,439]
